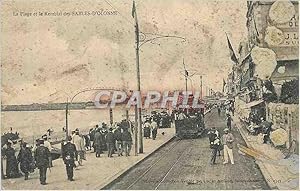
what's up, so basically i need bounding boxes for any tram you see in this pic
[174,109,205,139]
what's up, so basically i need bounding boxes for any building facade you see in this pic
[241,0,299,150]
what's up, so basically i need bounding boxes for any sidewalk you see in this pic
[233,116,299,190]
[2,128,175,190]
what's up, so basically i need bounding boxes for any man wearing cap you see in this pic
[122,128,133,156]
[102,122,108,130]
[114,124,123,156]
[177,109,186,120]
[72,129,85,166]
[34,139,51,185]
[208,127,221,156]
[226,113,233,131]
[222,128,235,165]
[105,128,115,158]
[62,136,77,181]
[210,134,221,165]
[89,127,96,152]
[42,135,53,167]
[217,106,221,116]
[151,119,158,140]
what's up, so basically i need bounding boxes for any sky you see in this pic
[1,0,248,105]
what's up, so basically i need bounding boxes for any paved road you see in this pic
[105,109,270,190]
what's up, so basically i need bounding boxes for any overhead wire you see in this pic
[103,0,186,45]
[103,0,136,27]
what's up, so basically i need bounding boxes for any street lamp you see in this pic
[65,87,116,140]
[180,63,197,92]
[193,73,208,100]
[133,0,186,153]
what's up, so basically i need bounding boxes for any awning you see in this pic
[243,100,264,109]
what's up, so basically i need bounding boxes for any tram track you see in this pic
[125,139,195,190]
[106,109,269,190]
[106,109,217,190]
[125,139,183,189]
[123,110,217,190]
[154,146,192,190]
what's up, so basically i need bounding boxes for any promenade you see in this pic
[2,128,175,190]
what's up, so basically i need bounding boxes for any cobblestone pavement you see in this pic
[106,110,270,190]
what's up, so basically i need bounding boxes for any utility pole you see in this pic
[134,106,138,156]
[125,109,129,121]
[109,108,113,126]
[185,77,188,92]
[184,59,188,92]
[131,1,185,154]
[65,98,69,140]
[133,1,143,153]
[182,58,188,92]
[200,75,203,100]
[200,75,204,115]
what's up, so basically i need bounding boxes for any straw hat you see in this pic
[224,128,229,132]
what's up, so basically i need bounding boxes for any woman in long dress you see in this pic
[17,142,33,180]
[143,120,151,139]
[4,141,20,178]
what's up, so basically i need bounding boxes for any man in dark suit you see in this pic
[105,128,115,158]
[114,124,123,156]
[94,128,104,157]
[226,113,232,131]
[62,136,77,181]
[34,139,51,185]
[121,128,133,157]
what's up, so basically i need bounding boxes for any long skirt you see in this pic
[144,127,151,138]
[6,157,19,178]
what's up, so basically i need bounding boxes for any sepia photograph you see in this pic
[0,0,299,190]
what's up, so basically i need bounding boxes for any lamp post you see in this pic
[65,88,116,140]
[200,75,203,100]
[65,98,69,139]
[132,0,186,153]
[193,74,204,100]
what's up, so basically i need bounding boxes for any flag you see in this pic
[223,79,226,93]
[226,33,239,64]
[183,58,188,76]
[185,70,189,77]
[132,1,136,18]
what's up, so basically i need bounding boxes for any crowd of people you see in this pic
[89,123,133,158]
[240,107,273,144]
[58,120,134,183]
[143,117,158,140]
[209,99,276,166]
[1,134,54,181]
[1,105,245,185]
[1,118,135,185]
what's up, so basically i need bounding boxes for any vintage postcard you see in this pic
[1,0,299,190]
